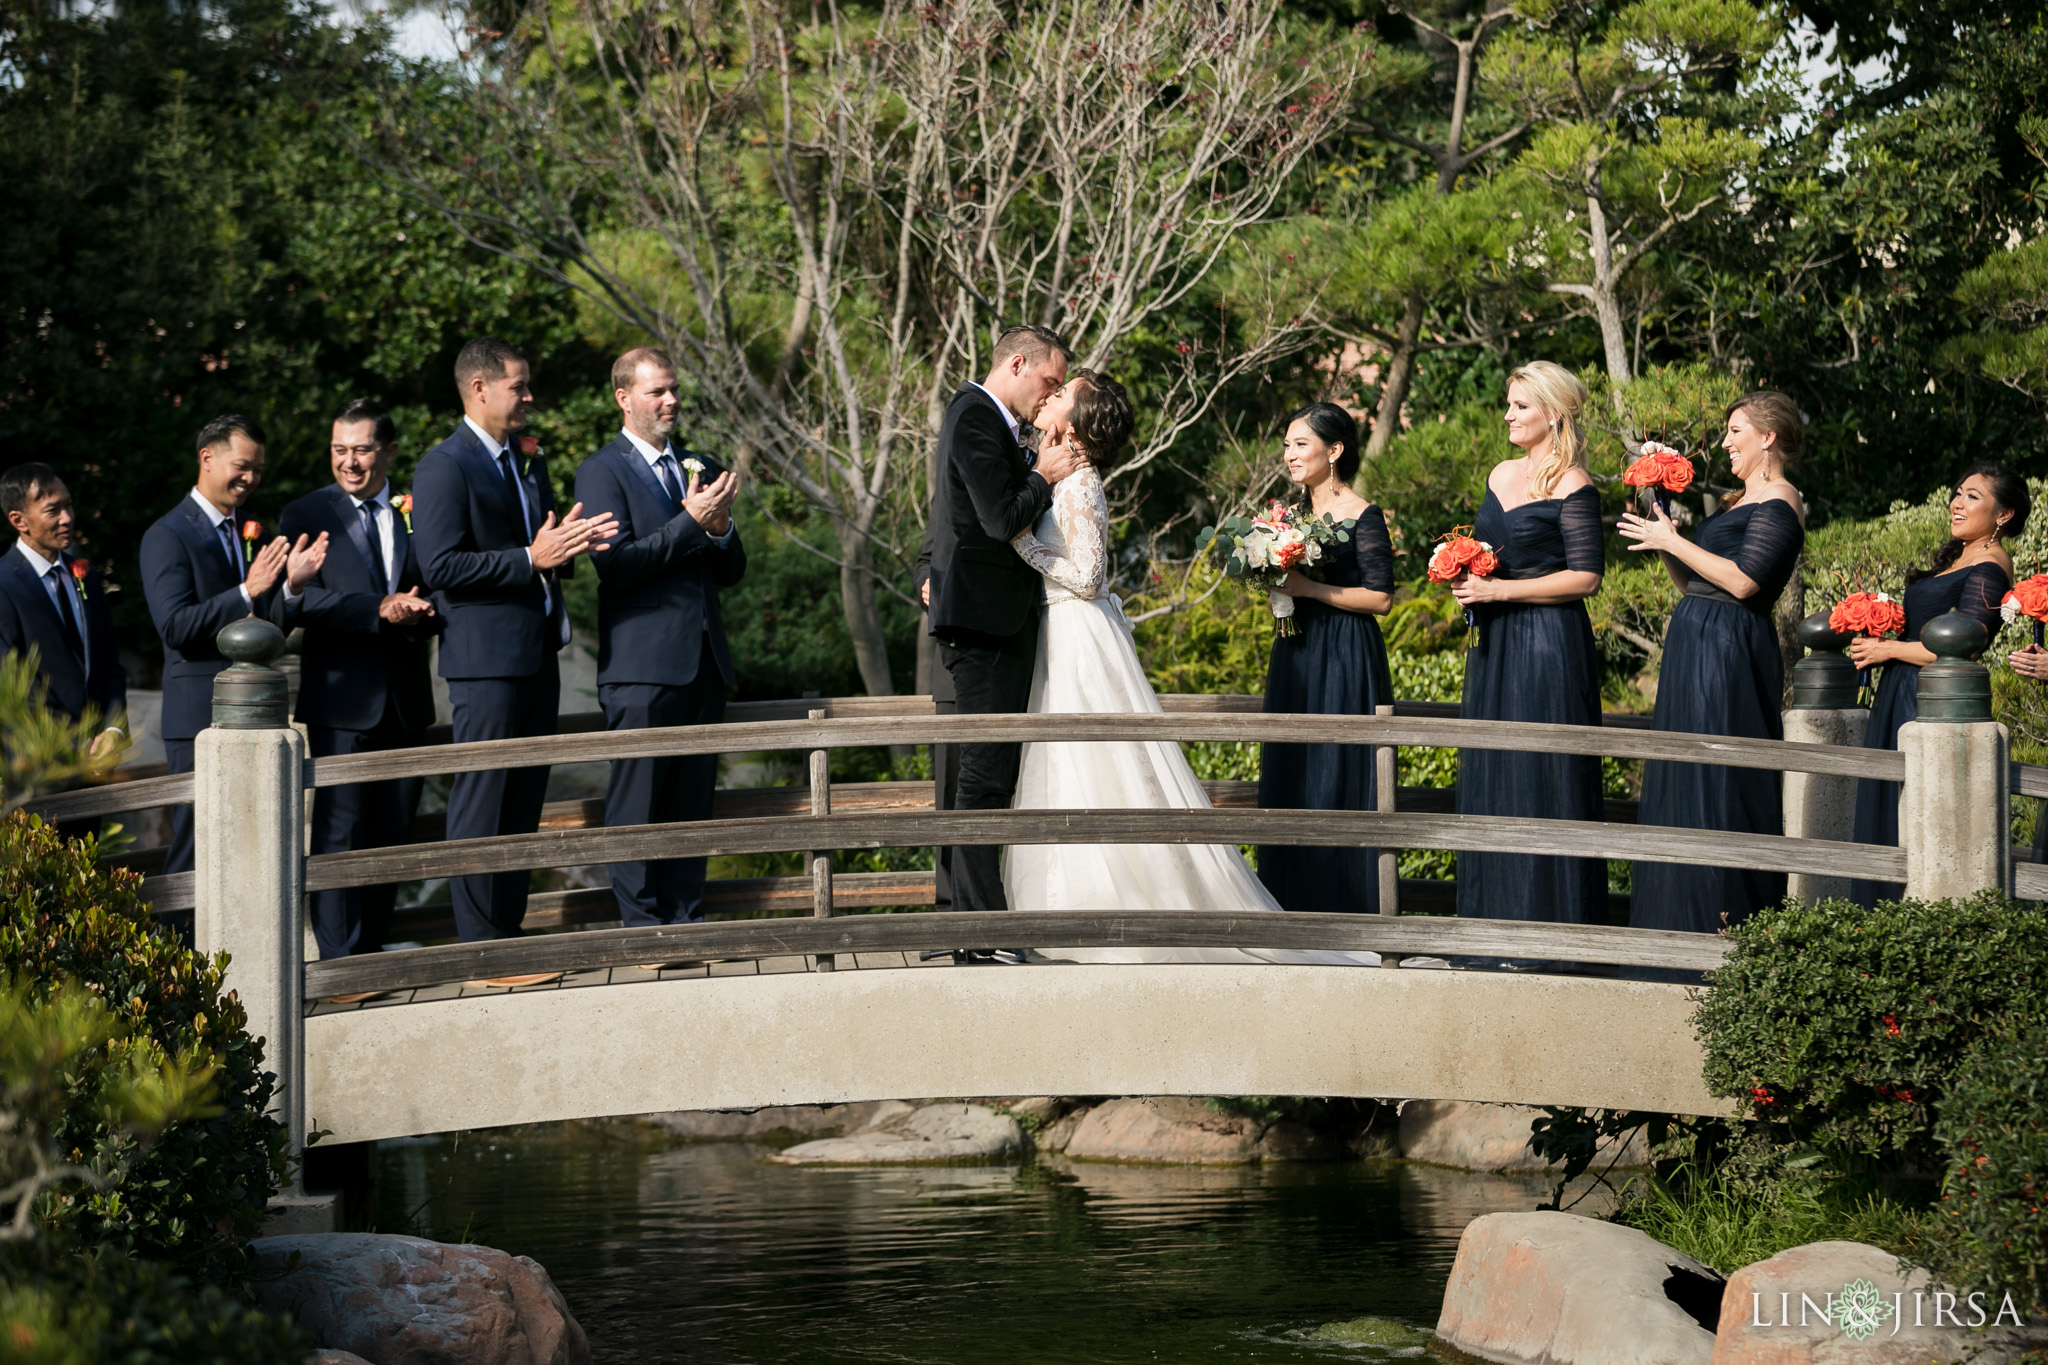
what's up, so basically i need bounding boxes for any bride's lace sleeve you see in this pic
[1013,468,1108,598]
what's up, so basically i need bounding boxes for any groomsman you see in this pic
[0,463,126,755]
[573,347,745,926]
[412,338,617,951]
[280,399,440,963]
[141,415,327,875]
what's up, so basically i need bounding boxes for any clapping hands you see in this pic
[683,469,738,537]
[245,532,329,597]
[530,502,620,570]
[1617,504,1684,554]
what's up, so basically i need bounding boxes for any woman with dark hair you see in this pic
[1618,391,1807,943]
[1449,361,1607,940]
[1847,462,2026,907]
[1255,402,1397,913]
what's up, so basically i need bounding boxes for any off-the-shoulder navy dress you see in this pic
[1847,559,2011,907]
[1631,499,1805,937]
[1258,507,1396,913]
[1457,486,1607,927]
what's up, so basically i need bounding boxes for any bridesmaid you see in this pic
[1449,361,1607,935]
[1258,402,1396,913]
[1848,464,2026,907]
[1618,391,1807,938]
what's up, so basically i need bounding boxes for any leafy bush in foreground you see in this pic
[1932,1018,2048,1315]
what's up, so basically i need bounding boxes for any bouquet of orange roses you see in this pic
[2002,573,2048,648]
[1197,500,1356,637]
[1831,590,1907,692]
[1622,442,1694,518]
[1427,527,1498,627]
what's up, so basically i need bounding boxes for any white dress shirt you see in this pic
[350,484,399,594]
[619,429,735,547]
[188,488,299,604]
[15,539,89,674]
[970,382,1026,444]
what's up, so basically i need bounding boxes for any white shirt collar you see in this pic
[970,382,1024,443]
[188,487,236,529]
[349,482,390,512]
[463,416,510,459]
[620,428,673,466]
[15,540,62,578]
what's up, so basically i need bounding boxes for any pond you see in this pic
[375,1121,1578,1363]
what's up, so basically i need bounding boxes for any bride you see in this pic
[1001,369,1378,967]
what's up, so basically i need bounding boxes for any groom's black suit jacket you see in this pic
[925,384,1052,646]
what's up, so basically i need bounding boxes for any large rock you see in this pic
[643,1101,900,1141]
[1711,1240,2048,1364]
[1436,1211,1722,1365]
[252,1233,589,1365]
[1399,1100,1647,1173]
[1064,1097,1262,1164]
[770,1103,1024,1164]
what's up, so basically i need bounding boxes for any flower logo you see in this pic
[1835,1278,1895,1341]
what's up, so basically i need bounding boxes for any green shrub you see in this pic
[1931,1017,2048,1315]
[0,1248,307,1365]
[1698,892,2048,1171]
[0,814,287,1279]
[1610,1158,1933,1277]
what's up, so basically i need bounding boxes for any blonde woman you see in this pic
[1446,361,1606,942]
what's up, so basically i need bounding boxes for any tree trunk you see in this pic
[1364,294,1426,461]
[835,528,896,698]
[1585,194,1633,401]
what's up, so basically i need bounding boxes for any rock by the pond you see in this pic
[1399,1099,1646,1173]
[770,1102,1024,1164]
[643,1101,899,1141]
[1711,1240,2048,1364]
[252,1233,590,1365]
[1034,1104,1089,1154]
[1064,1097,1262,1164]
[1436,1211,1722,1365]
[1002,1096,1070,1126]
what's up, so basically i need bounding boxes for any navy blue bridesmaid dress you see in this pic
[1258,506,1396,912]
[1630,499,1804,936]
[1847,559,2011,907]
[1457,485,1607,927]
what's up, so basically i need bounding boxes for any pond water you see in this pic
[375,1122,1566,1364]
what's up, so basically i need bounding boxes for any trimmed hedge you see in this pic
[1697,891,2048,1169]
[0,813,286,1279]
[1933,1017,2048,1316]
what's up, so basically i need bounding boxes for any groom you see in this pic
[923,325,1082,942]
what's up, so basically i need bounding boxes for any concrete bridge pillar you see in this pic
[1783,611,1868,902]
[1901,613,2008,901]
[194,619,326,1228]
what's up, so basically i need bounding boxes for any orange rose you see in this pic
[2003,574,2048,624]
[1427,529,1498,583]
[1623,446,1695,493]
[1830,591,1904,638]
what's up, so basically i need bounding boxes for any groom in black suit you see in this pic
[923,325,1082,927]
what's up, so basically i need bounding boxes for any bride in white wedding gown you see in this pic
[1001,370,1379,967]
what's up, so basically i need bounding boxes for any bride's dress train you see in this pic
[1001,466,1378,966]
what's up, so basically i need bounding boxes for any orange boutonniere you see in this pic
[239,519,261,564]
[67,558,90,602]
[517,435,543,460]
[393,493,414,532]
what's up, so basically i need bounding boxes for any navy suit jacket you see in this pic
[140,497,288,742]
[280,483,440,733]
[411,423,567,681]
[0,546,125,725]
[573,438,746,688]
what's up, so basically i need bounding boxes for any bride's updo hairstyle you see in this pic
[1067,369,1135,470]
[1510,360,1589,499]
[1285,401,1360,486]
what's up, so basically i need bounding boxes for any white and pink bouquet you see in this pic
[1197,500,1356,637]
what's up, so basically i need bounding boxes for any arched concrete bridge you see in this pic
[304,953,1726,1145]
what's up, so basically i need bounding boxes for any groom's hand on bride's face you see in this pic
[1035,438,1083,485]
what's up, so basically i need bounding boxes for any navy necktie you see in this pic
[47,567,84,663]
[360,501,387,591]
[655,454,685,510]
[497,450,530,535]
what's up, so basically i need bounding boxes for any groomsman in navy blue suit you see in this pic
[281,399,441,963]
[0,463,128,765]
[574,347,745,926]
[412,338,617,955]
[141,415,328,875]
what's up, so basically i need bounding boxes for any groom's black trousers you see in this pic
[939,619,1039,915]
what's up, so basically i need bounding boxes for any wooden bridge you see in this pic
[27,618,2023,1158]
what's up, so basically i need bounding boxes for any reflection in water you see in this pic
[375,1123,1571,1364]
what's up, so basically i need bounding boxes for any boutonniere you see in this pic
[517,435,543,461]
[393,493,413,532]
[240,519,261,564]
[68,558,91,601]
[680,456,706,483]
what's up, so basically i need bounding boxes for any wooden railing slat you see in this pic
[295,808,1900,895]
[2010,762,2048,799]
[301,909,1731,996]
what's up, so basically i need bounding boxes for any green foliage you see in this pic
[1359,401,1500,551]
[1930,1017,2048,1315]
[1697,892,2048,1170]
[0,652,126,812]
[0,815,287,1280]
[0,1249,307,1365]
